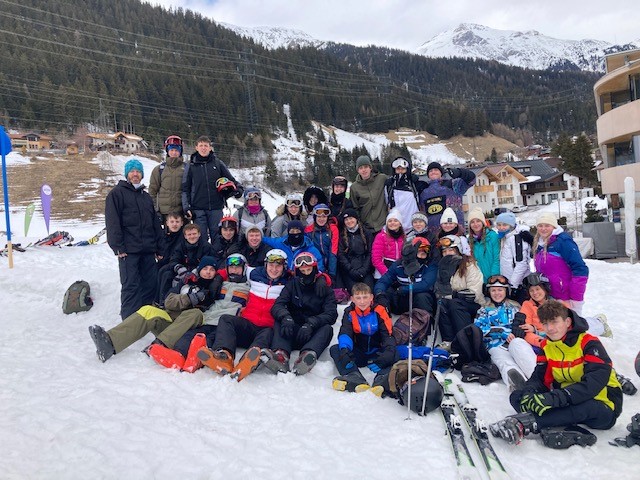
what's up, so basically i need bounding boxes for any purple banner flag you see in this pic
[41,184,52,234]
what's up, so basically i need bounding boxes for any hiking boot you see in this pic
[507,368,526,393]
[332,371,370,393]
[88,325,115,363]
[197,347,234,375]
[292,350,317,376]
[260,348,290,374]
[489,412,539,445]
[182,333,207,373]
[230,346,262,382]
[147,344,185,370]
[596,314,613,338]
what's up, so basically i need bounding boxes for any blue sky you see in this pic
[150,0,638,51]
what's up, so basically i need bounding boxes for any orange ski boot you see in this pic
[182,333,207,373]
[147,344,185,370]
[230,346,262,382]
[197,347,234,375]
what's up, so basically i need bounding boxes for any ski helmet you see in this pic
[219,216,238,231]
[244,186,261,201]
[312,203,331,217]
[285,192,303,207]
[226,253,247,281]
[264,249,288,265]
[164,135,183,155]
[483,274,511,297]
[332,176,348,187]
[522,272,550,293]
[293,251,318,269]
[438,234,461,252]
[399,375,444,415]
[216,177,236,198]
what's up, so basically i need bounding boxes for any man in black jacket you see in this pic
[106,159,163,319]
[181,136,243,242]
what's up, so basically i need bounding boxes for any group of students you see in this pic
[93,136,626,447]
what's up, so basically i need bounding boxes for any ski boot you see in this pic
[198,347,234,375]
[489,412,539,445]
[147,344,185,370]
[332,370,370,393]
[260,348,290,374]
[616,373,637,396]
[507,368,526,393]
[182,333,207,373]
[540,425,597,449]
[610,413,640,448]
[88,325,115,363]
[292,350,317,376]
[230,346,262,382]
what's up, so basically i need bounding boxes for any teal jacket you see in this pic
[469,228,500,282]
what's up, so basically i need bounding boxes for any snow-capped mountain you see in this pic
[220,23,326,50]
[416,23,640,72]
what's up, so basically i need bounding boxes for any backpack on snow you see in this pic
[62,280,93,314]
[451,323,490,369]
[392,308,431,346]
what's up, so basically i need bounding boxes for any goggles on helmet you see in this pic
[485,275,510,289]
[226,255,246,267]
[266,253,287,265]
[314,208,331,217]
[411,237,431,252]
[286,199,302,207]
[392,157,409,169]
[164,135,182,147]
[246,192,261,200]
[524,273,550,288]
[437,237,457,249]
[294,253,317,268]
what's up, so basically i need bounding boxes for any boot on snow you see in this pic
[610,413,640,448]
[182,333,207,373]
[147,344,185,370]
[540,425,597,449]
[332,370,370,393]
[292,350,317,376]
[490,412,539,445]
[230,346,262,382]
[616,373,637,396]
[198,347,234,375]
[88,325,115,363]
[507,368,526,393]
[261,348,290,374]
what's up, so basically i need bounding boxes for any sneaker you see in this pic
[507,369,526,393]
[260,348,290,374]
[230,346,262,382]
[596,314,613,338]
[147,344,185,370]
[182,333,207,373]
[292,350,317,376]
[88,325,115,363]
[197,348,234,375]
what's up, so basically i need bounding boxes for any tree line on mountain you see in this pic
[0,0,600,164]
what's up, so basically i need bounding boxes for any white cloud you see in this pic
[149,0,639,50]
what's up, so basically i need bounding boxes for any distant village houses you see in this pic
[8,132,53,151]
[86,132,147,153]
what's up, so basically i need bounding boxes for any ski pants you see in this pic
[329,344,395,389]
[509,390,618,430]
[489,341,535,385]
[173,325,217,357]
[212,314,273,356]
[193,209,223,243]
[108,305,203,353]
[271,320,333,357]
[438,298,480,342]
[386,288,434,316]
[337,267,375,293]
[118,252,158,320]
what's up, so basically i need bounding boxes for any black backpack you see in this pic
[62,280,93,314]
[392,308,431,345]
[451,324,490,369]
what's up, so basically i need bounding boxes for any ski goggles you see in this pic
[165,135,182,146]
[313,208,331,217]
[412,237,431,252]
[486,275,510,289]
[392,157,409,169]
[524,273,550,287]
[246,192,261,200]
[286,199,302,207]
[226,255,246,266]
[294,253,317,268]
[437,237,458,249]
[265,254,287,265]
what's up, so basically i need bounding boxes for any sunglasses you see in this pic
[266,254,287,265]
[314,209,331,217]
[294,254,316,268]
[286,200,302,207]
[226,256,245,266]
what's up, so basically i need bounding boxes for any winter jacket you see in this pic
[202,278,251,325]
[337,302,395,362]
[418,168,475,234]
[148,155,184,215]
[164,271,223,313]
[468,228,501,282]
[158,228,183,268]
[169,236,215,270]
[262,235,326,272]
[270,204,308,238]
[374,260,438,297]
[181,152,241,212]
[105,180,163,255]
[474,299,520,349]
[233,205,271,237]
[304,222,339,277]
[519,298,547,349]
[338,226,374,280]
[241,266,291,328]
[227,239,271,267]
[371,229,404,277]
[384,164,422,231]
[450,261,485,305]
[434,255,485,305]
[349,171,389,232]
[534,228,589,302]
[524,311,622,417]
[329,192,353,220]
[499,225,533,289]
[271,274,338,328]
[210,234,240,268]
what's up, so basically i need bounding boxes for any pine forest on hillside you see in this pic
[0,0,600,160]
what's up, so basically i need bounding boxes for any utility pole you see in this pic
[239,49,259,133]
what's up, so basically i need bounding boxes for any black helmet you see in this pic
[522,272,550,292]
[399,375,444,415]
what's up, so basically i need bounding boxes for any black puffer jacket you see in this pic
[181,152,242,211]
[211,234,240,268]
[227,239,271,267]
[338,226,374,279]
[105,180,162,255]
[169,236,215,270]
[158,228,183,268]
[271,273,338,328]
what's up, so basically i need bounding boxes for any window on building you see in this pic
[613,140,635,166]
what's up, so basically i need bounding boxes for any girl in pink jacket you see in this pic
[372,208,405,278]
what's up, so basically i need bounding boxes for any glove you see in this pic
[174,264,188,275]
[280,317,295,339]
[455,289,476,303]
[368,363,381,373]
[188,288,206,306]
[185,210,193,220]
[375,292,390,309]
[339,348,356,371]
[373,348,396,369]
[511,312,527,339]
[233,189,243,199]
[520,392,560,416]
[446,167,461,179]
[296,323,314,345]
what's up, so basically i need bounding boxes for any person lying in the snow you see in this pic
[490,300,622,447]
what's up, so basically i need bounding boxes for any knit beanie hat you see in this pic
[342,208,359,221]
[197,256,217,274]
[467,207,486,225]
[124,159,144,179]
[536,212,559,228]
[386,207,403,226]
[411,212,428,224]
[288,220,304,232]
[356,155,372,169]
[496,211,517,228]
[427,161,444,175]
[440,207,458,225]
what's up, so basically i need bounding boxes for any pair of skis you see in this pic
[434,371,510,480]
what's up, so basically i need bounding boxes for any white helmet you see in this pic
[265,248,288,265]
[438,234,462,252]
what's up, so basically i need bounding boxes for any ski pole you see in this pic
[420,296,442,416]
[405,278,414,421]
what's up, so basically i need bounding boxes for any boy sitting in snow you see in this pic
[490,300,623,446]
[329,282,396,396]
